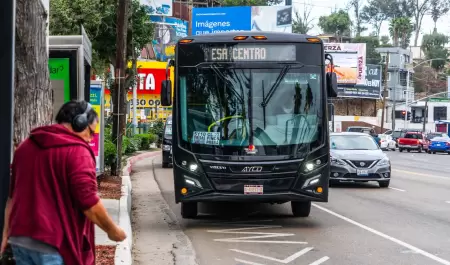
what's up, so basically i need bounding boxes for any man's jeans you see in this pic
[11,245,64,265]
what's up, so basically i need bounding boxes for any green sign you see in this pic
[429,98,450,102]
[48,58,70,102]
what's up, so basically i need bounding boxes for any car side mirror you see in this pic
[161,80,172,106]
[326,72,338,98]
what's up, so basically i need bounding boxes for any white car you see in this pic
[379,134,396,151]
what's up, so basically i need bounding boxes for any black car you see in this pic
[161,115,173,168]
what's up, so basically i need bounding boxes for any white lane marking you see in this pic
[230,247,313,264]
[208,225,308,244]
[312,203,450,265]
[389,187,406,192]
[308,256,330,265]
[235,258,265,265]
[392,169,448,180]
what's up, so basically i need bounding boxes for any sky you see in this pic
[289,0,450,46]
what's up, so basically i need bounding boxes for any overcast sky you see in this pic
[289,0,450,46]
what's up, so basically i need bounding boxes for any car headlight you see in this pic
[163,144,171,151]
[330,156,346,166]
[378,157,390,166]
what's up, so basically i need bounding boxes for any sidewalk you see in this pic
[95,199,119,246]
[130,156,198,265]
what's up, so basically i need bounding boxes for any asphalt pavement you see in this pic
[152,150,450,265]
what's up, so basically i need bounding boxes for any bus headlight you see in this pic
[303,156,327,173]
[189,163,198,172]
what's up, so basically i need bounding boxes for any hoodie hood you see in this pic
[29,124,95,158]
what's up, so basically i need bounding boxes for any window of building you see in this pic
[399,72,407,86]
[434,106,447,121]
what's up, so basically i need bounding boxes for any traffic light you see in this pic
[407,111,411,121]
[401,111,406,119]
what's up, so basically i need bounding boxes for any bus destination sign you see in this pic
[206,44,296,62]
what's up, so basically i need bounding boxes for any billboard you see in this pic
[324,43,366,85]
[191,6,292,36]
[150,16,188,60]
[337,64,382,99]
[140,0,172,16]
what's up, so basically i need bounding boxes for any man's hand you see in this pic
[1,236,8,254]
[107,226,126,242]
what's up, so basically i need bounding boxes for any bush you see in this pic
[134,134,150,150]
[127,137,141,154]
[104,139,117,168]
[148,133,158,145]
[122,136,130,154]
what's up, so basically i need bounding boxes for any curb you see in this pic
[114,151,160,265]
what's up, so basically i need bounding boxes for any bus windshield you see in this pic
[178,65,323,155]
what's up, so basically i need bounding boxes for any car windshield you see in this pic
[164,118,172,136]
[405,133,421,139]
[392,131,404,138]
[432,137,448,142]
[347,127,367,132]
[427,133,448,140]
[379,135,390,140]
[178,66,323,155]
[330,135,379,150]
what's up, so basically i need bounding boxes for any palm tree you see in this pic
[389,17,413,48]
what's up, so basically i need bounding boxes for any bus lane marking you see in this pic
[313,203,450,265]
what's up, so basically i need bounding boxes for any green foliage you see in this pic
[134,134,151,150]
[318,10,352,36]
[380,35,392,46]
[389,17,413,48]
[352,36,381,64]
[149,119,165,136]
[292,8,313,34]
[127,137,141,154]
[220,0,282,6]
[421,32,450,72]
[49,0,153,75]
[148,133,158,145]
[430,0,450,30]
[104,139,117,168]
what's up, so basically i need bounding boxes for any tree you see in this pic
[221,0,282,6]
[410,0,432,47]
[421,32,449,72]
[348,0,367,36]
[352,36,381,64]
[380,35,392,46]
[389,17,413,48]
[318,10,352,37]
[14,0,53,145]
[430,0,450,32]
[292,4,313,34]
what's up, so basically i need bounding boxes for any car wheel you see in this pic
[427,150,431,154]
[418,146,422,153]
[399,149,403,152]
[181,202,198,219]
[378,180,390,188]
[407,149,411,152]
[162,162,169,168]
[433,152,436,154]
[291,201,311,217]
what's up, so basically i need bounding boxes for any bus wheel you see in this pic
[291,201,311,217]
[181,202,197,219]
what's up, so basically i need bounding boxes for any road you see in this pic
[152,151,450,265]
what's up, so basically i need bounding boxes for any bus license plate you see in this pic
[244,185,263,195]
[357,169,369,176]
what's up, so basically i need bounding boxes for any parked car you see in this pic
[398,131,428,153]
[392,129,422,147]
[427,137,450,154]
[330,132,391,188]
[379,134,396,151]
[161,115,173,168]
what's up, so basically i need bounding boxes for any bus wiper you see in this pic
[260,65,292,108]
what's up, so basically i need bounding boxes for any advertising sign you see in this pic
[191,6,292,36]
[251,6,292,33]
[89,83,103,172]
[140,0,172,16]
[150,16,188,61]
[48,58,70,102]
[324,43,366,85]
[192,7,251,35]
[337,64,382,99]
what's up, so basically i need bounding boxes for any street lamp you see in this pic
[404,58,447,128]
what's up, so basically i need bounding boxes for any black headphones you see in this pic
[72,102,92,132]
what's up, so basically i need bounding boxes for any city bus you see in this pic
[160,31,338,218]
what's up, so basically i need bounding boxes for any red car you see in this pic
[398,132,428,153]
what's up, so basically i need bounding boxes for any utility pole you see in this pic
[423,86,429,132]
[111,0,130,176]
[0,0,15,234]
[380,52,390,132]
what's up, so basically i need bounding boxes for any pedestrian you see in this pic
[1,100,126,265]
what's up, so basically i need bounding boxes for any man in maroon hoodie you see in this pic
[1,100,126,265]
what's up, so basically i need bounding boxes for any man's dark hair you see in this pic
[55,100,98,125]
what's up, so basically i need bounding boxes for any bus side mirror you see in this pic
[326,72,338,98]
[161,80,172,106]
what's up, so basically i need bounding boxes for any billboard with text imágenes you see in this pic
[192,6,292,36]
[324,43,366,85]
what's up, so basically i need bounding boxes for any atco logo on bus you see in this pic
[241,166,263,172]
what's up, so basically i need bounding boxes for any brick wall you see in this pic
[331,98,381,117]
